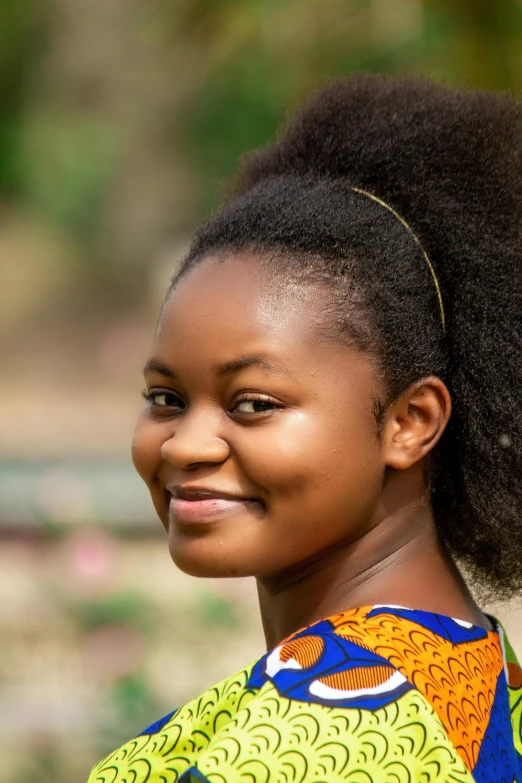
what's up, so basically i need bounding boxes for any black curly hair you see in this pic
[173,74,522,599]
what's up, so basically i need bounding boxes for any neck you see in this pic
[256,494,488,649]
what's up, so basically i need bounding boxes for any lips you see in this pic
[166,486,260,525]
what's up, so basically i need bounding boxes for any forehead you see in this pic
[155,254,331,359]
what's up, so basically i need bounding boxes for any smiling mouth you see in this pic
[165,488,262,525]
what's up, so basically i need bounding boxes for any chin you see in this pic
[168,536,252,579]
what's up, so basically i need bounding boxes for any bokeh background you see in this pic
[2,2,522,781]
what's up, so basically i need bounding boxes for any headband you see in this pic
[351,187,446,331]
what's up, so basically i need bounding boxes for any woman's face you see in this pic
[132,254,388,579]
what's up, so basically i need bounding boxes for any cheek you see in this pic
[237,408,381,503]
[132,416,171,532]
[131,415,164,483]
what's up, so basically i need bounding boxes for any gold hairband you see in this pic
[351,187,446,331]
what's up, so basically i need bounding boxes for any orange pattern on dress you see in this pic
[330,608,503,772]
[319,664,393,691]
[508,661,522,689]
[279,635,325,668]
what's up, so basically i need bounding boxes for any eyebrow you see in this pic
[142,354,294,379]
[215,354,293,378]
[142,358,177,378]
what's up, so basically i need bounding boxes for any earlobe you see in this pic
[383,377,451,471]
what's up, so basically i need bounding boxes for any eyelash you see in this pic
[142,390,183,409]
[141,390,282,418]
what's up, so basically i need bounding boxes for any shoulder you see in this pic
[86,609,473,782]
[179,612,472,783]
[88,607,505,782]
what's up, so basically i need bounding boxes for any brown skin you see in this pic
[132,253,491,650]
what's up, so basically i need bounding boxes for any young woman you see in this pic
[87,75,522,782]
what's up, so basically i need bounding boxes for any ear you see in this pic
[381,377,452,470]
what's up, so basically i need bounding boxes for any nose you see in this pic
[160,407,230,470]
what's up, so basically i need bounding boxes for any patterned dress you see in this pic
[87,605,522,782]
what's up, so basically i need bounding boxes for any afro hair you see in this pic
[177,74,522,599]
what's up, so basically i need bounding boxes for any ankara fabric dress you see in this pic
[87,605,522,783]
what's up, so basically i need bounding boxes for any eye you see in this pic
[142,389,184,411]
[232,395,281,417]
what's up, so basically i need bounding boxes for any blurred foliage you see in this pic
[97,672,165,757]
[17,117,118,245]
[194,587,241,629]
[2,0,522,301]
[0,0,48,196]
[71,590,158,634]
[423,0,522,89]
[179,0,522,210]
[15,747,64,783]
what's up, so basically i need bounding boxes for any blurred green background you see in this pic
[2,2,522,781]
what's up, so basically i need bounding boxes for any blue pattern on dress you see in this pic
[138,709,176,736]
[248,619,413,710]
[472,668,522,783]
[179,768,211,783]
